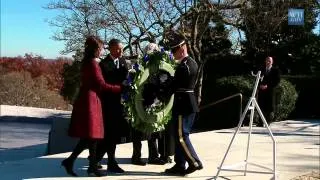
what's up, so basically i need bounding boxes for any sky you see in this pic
[0,0,71,59]
[1,1,319,59]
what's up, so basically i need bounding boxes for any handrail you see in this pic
[200,93,242,111]
[200,93,243,121]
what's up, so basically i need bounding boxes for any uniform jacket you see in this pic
[172,56,199,115]
[68,59,121,139]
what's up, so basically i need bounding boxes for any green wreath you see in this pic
[123,51,175,134]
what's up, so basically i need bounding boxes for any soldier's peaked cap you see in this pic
[166,31,186,49]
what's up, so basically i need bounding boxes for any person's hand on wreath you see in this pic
[128,69,137,79]
[121,80,132,94]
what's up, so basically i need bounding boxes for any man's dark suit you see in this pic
[258,66,280,124]
[97,54,129,165]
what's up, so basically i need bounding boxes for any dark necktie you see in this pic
[266,68,270,74]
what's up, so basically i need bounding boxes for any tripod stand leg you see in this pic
[244,106,255,175]
[214,72,277,180]
[215,98,253,179]
[253,100,277,180]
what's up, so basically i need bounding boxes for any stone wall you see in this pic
[0,105,70,118]
[0,105,77,155]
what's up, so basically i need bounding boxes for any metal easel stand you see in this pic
[214,71,277,180]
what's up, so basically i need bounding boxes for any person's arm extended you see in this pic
[90,61,121,93]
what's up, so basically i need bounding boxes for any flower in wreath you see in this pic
[122,43,176,134]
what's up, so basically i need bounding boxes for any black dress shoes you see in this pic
[160,156,173,163]
[97,161,103,169]
[164,164,186,176]
[88,157,103,169]
[107,163,125,173]
[148,157,166,165]
[61,159,78,177]
[87,169,103,177]
[131,158,147,166]
[184,164,203,175]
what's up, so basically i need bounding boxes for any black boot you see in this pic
[87,141,103,177]
[185,163,203,175]
[88,156,103,169]
[107,161,125,173]
[87,167,103,177]
[164,164,186,176]
[148,157,166,165]
[61,158,78,177]
[131,157,147,166]
[87,160,103,177]
[160,156,173,163]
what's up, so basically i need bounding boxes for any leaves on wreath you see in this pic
[122,50,175,134]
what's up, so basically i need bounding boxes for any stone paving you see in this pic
[0,120,319,180]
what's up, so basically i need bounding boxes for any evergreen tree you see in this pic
[60,49,83,103]
[241,0,320,74]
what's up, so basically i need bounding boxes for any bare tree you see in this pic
[240,1,288,56]
[46,0,245,103]
[239,0,319,71]
[46,0,109,54]
[162,0,244,103]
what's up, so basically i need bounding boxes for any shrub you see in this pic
[215,75,253,104]
[216,76,297,122]
[0,71,70,110]
[60,60,82,103]
[202,75,298,127]
[196,76,251,130]
[274,79,298,121]
[283,75,320,118]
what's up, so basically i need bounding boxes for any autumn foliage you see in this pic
[0,54,72,110]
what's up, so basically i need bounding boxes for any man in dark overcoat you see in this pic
[257,56,280,126]
[96,38,129,173]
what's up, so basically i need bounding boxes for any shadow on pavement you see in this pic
[0,157,213,179]
[0,144,47,163]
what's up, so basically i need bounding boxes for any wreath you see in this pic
[123,50,175,134]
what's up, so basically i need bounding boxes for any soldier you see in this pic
[164,31,203,176]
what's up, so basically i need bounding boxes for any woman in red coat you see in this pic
[61,36,121,177]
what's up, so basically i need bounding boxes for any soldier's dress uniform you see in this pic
[164,31,203,175]
[168,55,203,174]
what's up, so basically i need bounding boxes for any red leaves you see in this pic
[0,54,72,92]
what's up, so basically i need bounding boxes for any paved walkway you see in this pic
[0,120,319,180]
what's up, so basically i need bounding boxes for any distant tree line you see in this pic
[0,54,72,110]
[47,0,320,105]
